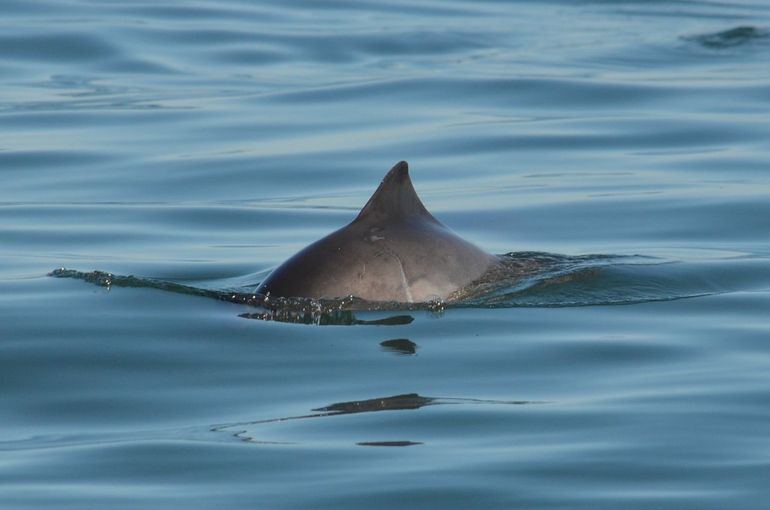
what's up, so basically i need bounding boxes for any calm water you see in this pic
[2,0,770,508]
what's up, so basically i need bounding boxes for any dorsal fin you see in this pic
[355,161,440,224]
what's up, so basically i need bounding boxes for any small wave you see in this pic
[683,26,770,49]
[460,252,716,308]
[48,250,746,325]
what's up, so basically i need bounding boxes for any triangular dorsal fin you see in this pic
[355,161,441,224]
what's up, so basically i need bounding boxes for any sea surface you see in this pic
[2,0,770,508]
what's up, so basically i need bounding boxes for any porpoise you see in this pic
[256,161,498,303]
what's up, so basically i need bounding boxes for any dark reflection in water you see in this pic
[214,393,538,446]
[380,338,418,355]
[313,393,434,414]
[357,441,423,447]
[684,26,770,49]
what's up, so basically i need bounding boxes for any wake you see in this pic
[49,251,737,324]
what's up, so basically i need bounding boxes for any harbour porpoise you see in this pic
[256,161,498,303]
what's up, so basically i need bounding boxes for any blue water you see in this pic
[2,0,770,508]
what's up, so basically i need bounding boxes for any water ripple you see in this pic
[684,25,770,49]
[47,251,770,324]
[0,33,118,62]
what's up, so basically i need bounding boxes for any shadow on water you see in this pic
[212,393,538,447]
[49,251,770,325]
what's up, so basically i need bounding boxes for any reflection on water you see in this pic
[684,26,770,49]
[357,441,423,447]
[215,393,538,446]
[313,393,435,414]
[380,338,418,355]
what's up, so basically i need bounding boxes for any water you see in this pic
[2,0,770,508]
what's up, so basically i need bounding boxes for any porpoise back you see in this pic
[256,161,497,303]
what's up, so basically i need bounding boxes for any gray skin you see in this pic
[256,161,498,303]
